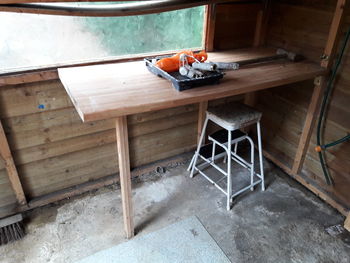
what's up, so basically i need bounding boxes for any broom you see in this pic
[0,214,25,246]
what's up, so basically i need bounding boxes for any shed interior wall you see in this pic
[0,1,349,217]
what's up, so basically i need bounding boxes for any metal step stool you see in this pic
[188,102,265,210]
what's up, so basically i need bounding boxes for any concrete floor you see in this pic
[0,153,349,263]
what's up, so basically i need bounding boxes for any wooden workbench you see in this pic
[58,48,326,238]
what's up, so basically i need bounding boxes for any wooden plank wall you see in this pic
[0,79,244,217]
[0,80,198,199]
[254,0,350,210]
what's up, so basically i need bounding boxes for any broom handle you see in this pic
[0,121,27,206]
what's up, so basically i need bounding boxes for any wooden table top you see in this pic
[58,48,326,122]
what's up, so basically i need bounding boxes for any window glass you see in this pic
[0,5,204,72]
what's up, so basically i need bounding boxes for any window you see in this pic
[0,5,205,73]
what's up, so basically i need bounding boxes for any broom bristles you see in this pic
[0,217,25,246]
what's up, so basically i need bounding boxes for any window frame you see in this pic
[0,4,214,86]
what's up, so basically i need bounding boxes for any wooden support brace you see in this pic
[197,101,208,144]
[204,4,216,52]
[253,0,271,48]
[253,10,264,48]
[115,116,134,239]
[321,0,347,69]
[292,0,346,175]
[244,1,271,126]
[0,121,27,206]
[292,77,326,175]
[345,213,350,232]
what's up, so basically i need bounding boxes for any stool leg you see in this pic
[211,141,216,163]
[246,136,255,191]
[257,121,265,191]
[234,142,238,154]
[224,141,237,164]
[225,142,237,164]
[227,130,232,211]
[190,116,209,178]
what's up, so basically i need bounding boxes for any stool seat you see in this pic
[188,102,265,211]
[207,103,262,130]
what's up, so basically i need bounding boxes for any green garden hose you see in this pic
[316,26,350,185]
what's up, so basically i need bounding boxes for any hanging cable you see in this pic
[315,25,350,185]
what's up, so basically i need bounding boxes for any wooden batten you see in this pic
[0,121,26,206]
[345,213,350,232]
[204,4,216,51]
[321,0,347,69]
[291,77,326,175]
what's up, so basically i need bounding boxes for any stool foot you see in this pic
[226,201,231,211]
[257,121,265,192]
[187,154,195,172]
[189,165,196,178]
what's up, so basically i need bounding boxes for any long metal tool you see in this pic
[202,49,303,72]
[237,48,304,67]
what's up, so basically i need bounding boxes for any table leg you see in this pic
[244,92,257,133]
[197,101,208,144]
[116,116,134,239]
